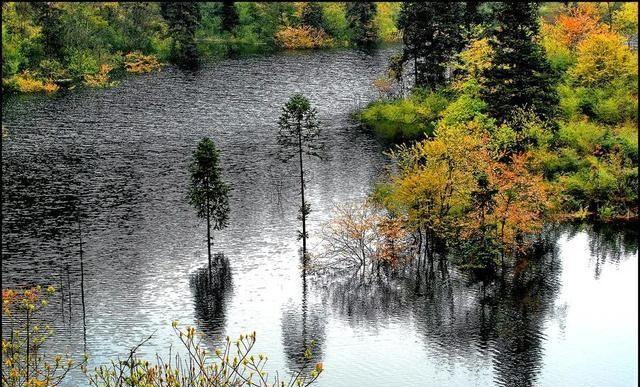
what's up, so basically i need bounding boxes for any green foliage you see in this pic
[321,3,350,43]
[361,0,638,228]
[373,2,401,43]
[481,2,559,123]
[438,94,487,127]
[360,90,449,142]
[2,2,403,93]
[346,2,378,46]
[188,138,231,231]
[66,49,100,79]
[160,2,201,68]
[397,2,468,89]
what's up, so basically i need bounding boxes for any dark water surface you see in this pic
[2,47,638,386]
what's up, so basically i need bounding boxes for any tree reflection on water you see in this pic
[281,263,326,374]
[313,226,570,386]
[190,253,232,342]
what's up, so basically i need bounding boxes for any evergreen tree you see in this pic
[160,2,201,68]
[300,2,325,30]
[397,2,467,90]
[481,2,559,124]
[277,94,322,259]
[346,2,378,46]
[221,1,239,33]
[31,2,64,60]
[188,137,231,284]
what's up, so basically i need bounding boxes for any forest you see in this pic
[2,2,400,92]
[1,2,638,387]
[355,2,638,274]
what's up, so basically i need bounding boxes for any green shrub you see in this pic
[359,90,449,142]
[65,49,100,79]
[321,3,350,43]
[557,120,607,155]
[438,94,487,127]
[539,147,585,178]
[557,83,582,120]
[592,84,638,124]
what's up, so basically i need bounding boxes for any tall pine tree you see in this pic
[160,2,201,68]
[346,2,378,46]
[397,2,466,90]
[481,2,558,124]
[221,1,239,33]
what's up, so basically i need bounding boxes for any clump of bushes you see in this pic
[359,2,637,222]
[275,26,334,49]
[3,71,59,93]
[123,52,162,74]
[359,90,449,142]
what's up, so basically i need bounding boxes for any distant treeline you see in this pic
[2,2,401,92]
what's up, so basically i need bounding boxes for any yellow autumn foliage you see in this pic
[124,52,162,74]
[4,71,59,93]
[275,26,334,49]
[570,30,638,88]
[83,64,116,88]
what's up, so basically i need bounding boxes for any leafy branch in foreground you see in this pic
[2,286,87,387]
[87,322,323,387]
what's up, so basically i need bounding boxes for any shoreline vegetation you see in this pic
[355,2,638,234]
[2,2,401,94]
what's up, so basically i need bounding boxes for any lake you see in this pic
[2,46,637,386]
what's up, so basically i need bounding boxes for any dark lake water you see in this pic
[2,46,638,386]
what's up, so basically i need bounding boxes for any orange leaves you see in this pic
[3,71,60,93]
[487,152,549,253]
[83,64,116,88]
[323,201,409,268]
[555,4,604,49]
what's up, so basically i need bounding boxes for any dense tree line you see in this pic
[2,2,401,92]
[358,1,637,276]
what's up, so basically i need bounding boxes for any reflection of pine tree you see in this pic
[190,253,232,340]
[570,222,638,279]
[281,269,325,373]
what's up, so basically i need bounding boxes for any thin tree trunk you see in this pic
[66,264,72,318]
[298,126,307,258]
[414,54,418,87]
[59,267,65,321]
[26,309,30,382]
[206,178,212,285]
[78,215,87,344]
